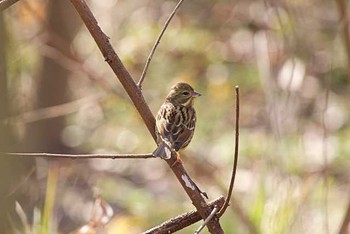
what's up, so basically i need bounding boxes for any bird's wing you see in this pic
[156,102,176,141]
[156,102,195,151]
[173,109,195,151]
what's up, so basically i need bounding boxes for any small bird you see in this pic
[153,82,201,164]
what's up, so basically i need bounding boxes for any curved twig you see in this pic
[137,0,185,89]
[5,152,154,159]
[218,86,240,217]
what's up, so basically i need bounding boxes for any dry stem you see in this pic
[218,86,240,217]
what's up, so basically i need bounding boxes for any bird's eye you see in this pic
[182,91,190,96]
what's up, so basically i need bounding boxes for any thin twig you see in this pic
[0,0,19,12]
[194,206,219,234]
[137,0,185,89]
[218,85,240,217]
[5,152,154,159]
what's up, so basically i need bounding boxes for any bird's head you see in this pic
[166,82,201,106]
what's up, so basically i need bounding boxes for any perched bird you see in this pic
[153,82,201,164]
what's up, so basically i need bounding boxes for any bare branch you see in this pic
[0,0,19,12]
[5,152,154,159]
[218,85,240,217]
[69,1,223,232]
[194,206,219,234]
[137,0,185,89]
[143,196,224,234]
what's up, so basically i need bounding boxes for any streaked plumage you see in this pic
[153,82,201,159]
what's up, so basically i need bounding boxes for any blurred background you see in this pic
[1,0,350,233]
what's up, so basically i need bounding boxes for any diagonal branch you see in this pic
[69,0,223,233]
[5,152,154,159]
[218,86,240,217]
[137,0,185,89]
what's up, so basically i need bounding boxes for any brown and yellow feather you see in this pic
[153,82,200,159]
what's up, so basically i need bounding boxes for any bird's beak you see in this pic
[192,91,201,97]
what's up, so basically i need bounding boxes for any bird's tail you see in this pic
[153,141,172,159]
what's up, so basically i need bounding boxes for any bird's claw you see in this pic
[171,152,183,167]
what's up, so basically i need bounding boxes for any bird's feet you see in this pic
[171,152,183,167]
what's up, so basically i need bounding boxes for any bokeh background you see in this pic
[1,0,350,233]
